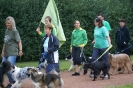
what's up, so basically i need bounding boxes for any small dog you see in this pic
[10,65,36,88]
[28,68,64,88]
[65,54,91,71]
[0,61,11,88]
[108,53,132,75]
[83,58,110,81]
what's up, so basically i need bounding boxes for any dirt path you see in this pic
[3,70,133,88]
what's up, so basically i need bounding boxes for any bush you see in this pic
[0,0,133,61]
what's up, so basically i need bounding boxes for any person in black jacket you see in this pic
[115,19,131,56]
[39,23,60,73]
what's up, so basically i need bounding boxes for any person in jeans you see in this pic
[70,20,88,76]
[39,23,60,73]
[115,19,131,56]
[90,18,111,77]
[1,16,23,87]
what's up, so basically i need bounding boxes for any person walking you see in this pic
[70,20,88,76]
[1,16,23,87]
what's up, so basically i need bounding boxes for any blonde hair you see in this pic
[6,16,16,29]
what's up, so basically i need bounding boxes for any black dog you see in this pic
[0,61,12,88]
[83,59,110,81]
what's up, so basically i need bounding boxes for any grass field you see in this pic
[106,84,133,88]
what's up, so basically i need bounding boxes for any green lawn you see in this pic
[16,60,71,71]
[106,84,133,88]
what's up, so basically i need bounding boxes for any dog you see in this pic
[131,61,133,71]
[10,65,36,88]
[28,68,64,88]
[83,58,110,81]
[108,53,132,75]
[0,61,11,88]
[65,54,92,71]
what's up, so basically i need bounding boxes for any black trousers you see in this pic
[72,46,82,65]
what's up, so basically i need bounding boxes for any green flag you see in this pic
[41,0,66,47]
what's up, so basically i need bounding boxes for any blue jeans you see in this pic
[92,47,108,62]
[2,56,17,83]
[46,63,60,73]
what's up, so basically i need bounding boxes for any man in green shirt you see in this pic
[98,13,111,33]
[36,16,57,37]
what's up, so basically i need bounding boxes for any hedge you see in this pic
[0,0,133,61]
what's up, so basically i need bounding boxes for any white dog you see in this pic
[10,65,39,88]
[65,54,92,71]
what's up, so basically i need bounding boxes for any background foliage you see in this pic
[0,0,133,61]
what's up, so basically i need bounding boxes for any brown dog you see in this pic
[108,53,132,75]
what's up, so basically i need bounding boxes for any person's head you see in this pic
[94,18,103,27]
[5,16,16,29]
[44,23,53,35]
[74,20,80,29]
[45,16,51,25]
[97,13,104,21]
[119,18,126,27]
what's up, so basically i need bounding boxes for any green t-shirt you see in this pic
[4,29,21,57]
[103,20,111,31]
[70,28,88,47]
[94,26,109,48]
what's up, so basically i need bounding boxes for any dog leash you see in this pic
[80,47,87,62]
[93,45,113,63]
[116,44,133,54]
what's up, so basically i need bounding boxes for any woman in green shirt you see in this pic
[90,18,111,77]
[70,20,88,76]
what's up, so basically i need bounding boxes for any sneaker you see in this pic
[5,84,12,88]
[72,72,80,76]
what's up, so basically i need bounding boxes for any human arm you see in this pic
[125,28,131,44]
[79,30,88,47]
[70,32,73,53]
[36,27,45,37]
[1,43,5,58]
[47,37,59,53]
[18,41,23,57]
[106,36,111,46]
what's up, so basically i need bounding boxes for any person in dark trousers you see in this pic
[70,20,88,76]
[115,19,131,57]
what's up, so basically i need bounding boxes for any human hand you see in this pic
[1,52,4,58]
[18,51,23,57]
[36,27,40,32]
[92,40,95,44]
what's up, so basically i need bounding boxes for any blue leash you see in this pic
[116,44,133,54]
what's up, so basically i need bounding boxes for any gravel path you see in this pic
[3,70,133,88]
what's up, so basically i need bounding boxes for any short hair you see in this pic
[44,23,53,30]
[98,13,104,17]
[45,16,52,23]
[119,18,126,23]
[5,16,16,29]
[74,20,80,24]
[95,18,103,27]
